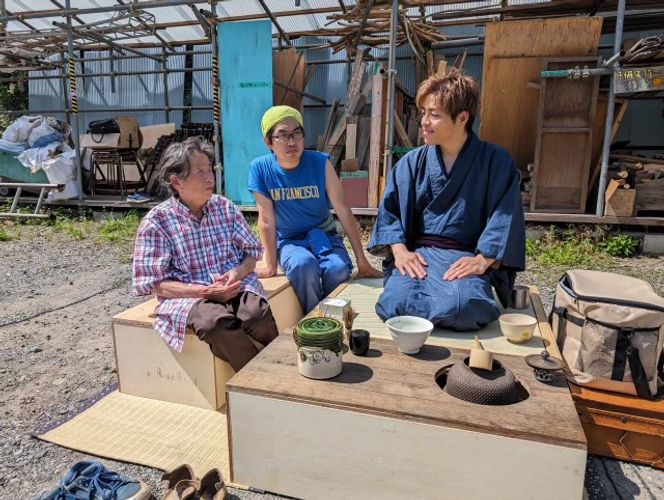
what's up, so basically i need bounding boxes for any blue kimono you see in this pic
[367,132,525,331]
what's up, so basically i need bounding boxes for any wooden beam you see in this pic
[393,114,413,147]
[368,71,386,208]
[356,115,372,171]
[274,80,326,104]
[347,49,368,97]
[588,99,629,191]
[303,64,317,89]
[610,154,664,166]
[322,97,341,147]
[354,0,376,49]
[346,116,359,160]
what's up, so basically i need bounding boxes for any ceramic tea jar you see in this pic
[525,350,566,383]
[445,357,520,405]
[295,317,344,380]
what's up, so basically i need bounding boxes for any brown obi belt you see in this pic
[412,235,475,253]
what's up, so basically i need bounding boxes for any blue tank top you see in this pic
[248,150,332,241]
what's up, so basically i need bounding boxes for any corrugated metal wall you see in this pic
[27,25,662,157]
[29,47,185,130]
[190,44,214,124]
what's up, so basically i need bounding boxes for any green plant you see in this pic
[244,215,259,239]
[600,234,639,258]
[97,211,141,242]
[53,214,92,240]
[0,226,12,241]
[0,76,28,133]
[526,227,606,267]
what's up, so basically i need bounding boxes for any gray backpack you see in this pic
[550,269,664,398]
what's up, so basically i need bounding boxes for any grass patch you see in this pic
[97,211,141,242]
[53,214,93,239]
[599,234,640,258]
[0,226,12,241]
[0,203,50,225]
[527,227,640,267]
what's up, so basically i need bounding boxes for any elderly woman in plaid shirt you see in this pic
[132,137,279,371]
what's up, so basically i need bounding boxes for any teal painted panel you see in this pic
[0,152,49,184]
[219,20,273,206]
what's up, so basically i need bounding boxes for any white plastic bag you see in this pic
[28,120,64,148]
[2,115,42,143]
[17,142,61,172]
[0,138,28,154]
[42,149,80,201]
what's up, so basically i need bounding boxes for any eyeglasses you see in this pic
[270,128,305,143]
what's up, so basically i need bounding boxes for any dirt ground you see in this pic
[2,221,664,500]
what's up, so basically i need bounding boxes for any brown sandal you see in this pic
[160,464,200,500]
[198,468,227,500]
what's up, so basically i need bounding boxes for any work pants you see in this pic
[186,291,279,371]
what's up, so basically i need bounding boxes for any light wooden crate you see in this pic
[112,275,303,410]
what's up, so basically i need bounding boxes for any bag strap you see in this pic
[552,306,582,350]
[627,343,652,399]
[91,131,104,144]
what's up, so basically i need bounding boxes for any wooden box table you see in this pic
[226,282,587,500]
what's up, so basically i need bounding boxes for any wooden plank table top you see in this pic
[228,283,586,450]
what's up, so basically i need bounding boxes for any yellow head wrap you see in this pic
[261,105,303,137]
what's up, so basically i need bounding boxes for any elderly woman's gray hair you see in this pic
[156,136,215,196]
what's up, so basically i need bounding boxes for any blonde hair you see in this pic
[415,68,479,132]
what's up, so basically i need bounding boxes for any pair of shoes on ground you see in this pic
[33,460,151,500]
[161,464,227,500]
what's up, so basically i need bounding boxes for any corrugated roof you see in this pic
[0,0,662,56]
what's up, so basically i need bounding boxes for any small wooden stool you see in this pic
[111,275,303,409]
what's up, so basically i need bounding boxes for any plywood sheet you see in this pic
[532,132,591,212]
[478,57,542,171]
[480,17,603,171]
[272,47,305,111]
[482,17,603,61]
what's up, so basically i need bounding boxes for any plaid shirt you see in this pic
[132,195,265,351]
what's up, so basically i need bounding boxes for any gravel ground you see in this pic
[2,219,664,500]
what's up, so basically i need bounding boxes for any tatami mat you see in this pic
[339,278,546,356]
[35,389,232,485]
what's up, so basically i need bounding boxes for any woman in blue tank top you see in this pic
[248,105,381,314]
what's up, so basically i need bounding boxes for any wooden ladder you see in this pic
[0,182,64,218]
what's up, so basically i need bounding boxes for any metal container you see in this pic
[511,285,531,310]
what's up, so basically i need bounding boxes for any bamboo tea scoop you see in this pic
[469,335,494,371]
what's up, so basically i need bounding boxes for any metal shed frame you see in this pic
[0,0,660,220]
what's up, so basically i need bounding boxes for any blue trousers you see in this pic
[278,233,352,314]
[376,247,499,331]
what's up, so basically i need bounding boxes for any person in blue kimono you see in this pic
[367,69,525,330]
[249,105,382,315]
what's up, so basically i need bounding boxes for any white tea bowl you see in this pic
[385,316,434,354]
[498,313,538,344]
